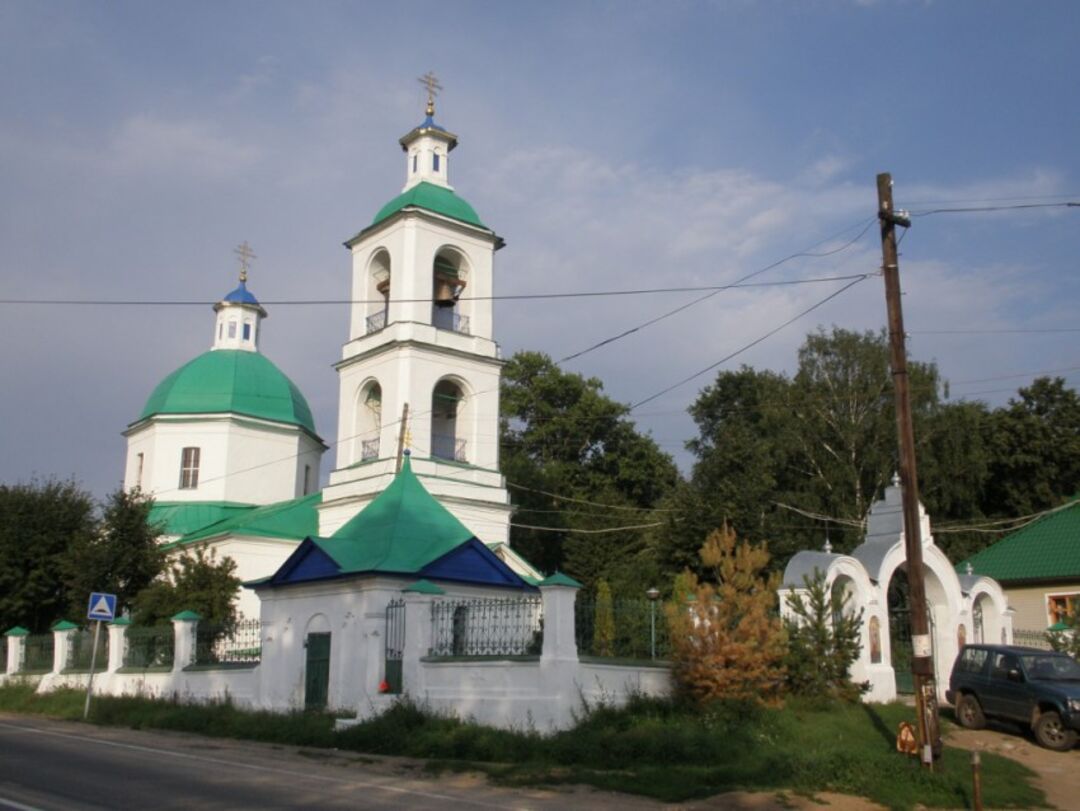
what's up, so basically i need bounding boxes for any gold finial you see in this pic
[417,71,442,117]
[233,241,256,284]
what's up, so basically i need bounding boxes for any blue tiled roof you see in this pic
[223,281,259,305]
[417,114,447,132]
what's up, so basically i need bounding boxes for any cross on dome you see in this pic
[418,71,443,117]
[233,240,257,284]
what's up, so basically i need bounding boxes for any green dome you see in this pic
[372,181,486,229]
[138,350,318,436]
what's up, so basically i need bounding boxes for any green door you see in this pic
[305,633,331,711]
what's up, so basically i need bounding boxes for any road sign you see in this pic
[87,592,117,622]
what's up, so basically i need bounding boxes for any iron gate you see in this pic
[889,601,936,695]
[384,598,405,694]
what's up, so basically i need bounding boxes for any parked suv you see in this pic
[947,644,1080,751]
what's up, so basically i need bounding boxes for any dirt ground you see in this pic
[945,721,1080,810]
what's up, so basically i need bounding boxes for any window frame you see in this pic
[179,446,201,490]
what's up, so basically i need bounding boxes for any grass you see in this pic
[0,683,1044,809]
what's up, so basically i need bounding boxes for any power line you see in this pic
[559,217,877,364]
[910,201,1079,217]
[911,328,1080,336]
[629,275,872,410]
[0,273,873,308]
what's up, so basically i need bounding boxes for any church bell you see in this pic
[434,277,458,308]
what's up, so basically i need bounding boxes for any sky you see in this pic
[1,0,1077,501]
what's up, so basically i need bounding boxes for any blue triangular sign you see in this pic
[87,592,117,621]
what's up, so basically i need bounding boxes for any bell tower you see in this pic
[318,80,512,543]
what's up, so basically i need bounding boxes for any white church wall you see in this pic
[125,416,319,506]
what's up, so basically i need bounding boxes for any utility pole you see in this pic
[877,172,942,766]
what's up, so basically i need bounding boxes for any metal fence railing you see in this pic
[431,434,467,463]
[68,628,109,671]
[429,596,543,657]
[22,634,54,672]
[194,619,261,666]
[123,625,175,669]
[366,310,387,334]
[1013,628,1055,651]
[575,597,670,660]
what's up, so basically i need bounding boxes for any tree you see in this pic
[63,487,165,620]
[783,571,867,701]
[0,479,96,632]
[665,525,786,704]
[592,579,615,657]
[500,351,678,586]
[132,548,240,630]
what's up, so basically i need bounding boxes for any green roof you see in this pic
[963,499,1080,583]
[170,492,322,547]
[5,626,29,637]
[313,456,474,575]
[540,571,583,589]
[51,620,78,631]
[149,502,257,538]
[371,181,486,230]
[402,579,446,595]
[137,349,318,436]
[172,610,202,621]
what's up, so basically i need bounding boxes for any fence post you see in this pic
[4,627,28,674]
[540,572,582,663]
[108,618,129,671]
[51,620,79,673]
[171,611,201,671]
[401,581,442,696]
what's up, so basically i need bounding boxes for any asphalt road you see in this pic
[0,713,647,811]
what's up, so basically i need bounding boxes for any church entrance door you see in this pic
[305,632,331,711]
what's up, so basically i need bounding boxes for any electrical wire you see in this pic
[629,274,872,410]
[910,201,1079,217]
[559,217,877,363]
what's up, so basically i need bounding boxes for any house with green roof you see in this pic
[962,498,1080,632]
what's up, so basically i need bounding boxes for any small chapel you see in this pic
[122,86,541,620]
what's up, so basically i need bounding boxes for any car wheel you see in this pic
[956,694,986,730]
[1033,711,1078,751]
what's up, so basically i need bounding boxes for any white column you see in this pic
[171,612,200,671]
[5,631,27,674]
[52,625,78,673]
[402,593,435,697]
[107,622,128,672]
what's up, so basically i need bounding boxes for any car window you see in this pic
[1021,653,1080,681]
[990,653,1019,680]
[958,648,989,674]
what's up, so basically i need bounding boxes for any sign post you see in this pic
[84,592,117,720]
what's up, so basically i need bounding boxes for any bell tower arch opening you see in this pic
[365,250,391,334]
[431,247,470,334]
[431,378,472,463]
[354,380,382,463]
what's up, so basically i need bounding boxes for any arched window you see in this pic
[357,381,382,462]
[431,380,466,462]
[366,250,391,334]
[433,152,441,173]
[431,249,469,334]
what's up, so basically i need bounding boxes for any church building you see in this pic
[124,89,540,618]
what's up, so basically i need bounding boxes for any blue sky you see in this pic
[1,0,1077,499]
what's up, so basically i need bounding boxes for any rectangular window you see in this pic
[412,154,417,172]
[243,323,251,340]
[303,464,312,495]
[1047,593,1079,625]
[179,447,200,489]
[228,322,237,339]
[136,452,145,488]
[433,153,440,172]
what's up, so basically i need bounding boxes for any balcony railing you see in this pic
[432,433,467,463]
[361,438,380,461]
[432,308,470,335]
[366,310,387,334]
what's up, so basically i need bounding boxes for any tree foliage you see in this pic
[665,525,786,704]
[0,479,96,633]
[592,579,615,657]
[63,487,164,621]
[132,548,240,630]
[500,351,678,588]
[784,571,867,701]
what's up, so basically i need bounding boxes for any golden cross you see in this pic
[233,241,257,283]
[417,71,442,116]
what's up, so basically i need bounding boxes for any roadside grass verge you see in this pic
[0,683,1044,808]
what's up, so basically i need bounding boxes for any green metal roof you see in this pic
[170,492,322,547]
[540,571,583,588]
[51,620,78,631]
[963,499,1080,583]
[149,502,257,538]
[172,610,202,621]
[313,456,474,575]
[5,626,29,637]
[137,349,318,436]
[371,182,486,230]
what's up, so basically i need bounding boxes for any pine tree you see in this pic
[665,525,786,704]
[783,571,867,701]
